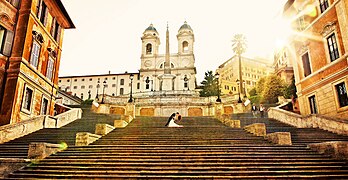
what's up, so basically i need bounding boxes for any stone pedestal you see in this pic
[266,132,292,145]
[75,132,101,146]
[126,103,135,118]
[114,120,128,128]
[309,141,348,160]
[214,103,224,118]
[28,142,66,159]
[244,123,266,137]
[159,74,176,91]
[95,124,115,136]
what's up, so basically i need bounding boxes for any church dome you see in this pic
[178,21,193,32]
[144,23,158,33]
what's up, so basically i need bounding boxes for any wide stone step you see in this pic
[9,169,348,178]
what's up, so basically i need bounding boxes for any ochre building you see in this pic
[0,0,74,125]
[216,56,273,96]
[284,0,348,118]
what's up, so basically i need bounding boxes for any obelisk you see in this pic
[160,23,176,91]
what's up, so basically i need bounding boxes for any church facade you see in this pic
[58,22,198,100]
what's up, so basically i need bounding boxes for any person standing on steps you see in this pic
[259,104,266,118]
[251,103,258,118]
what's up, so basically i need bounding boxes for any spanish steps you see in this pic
[3,108,348,179]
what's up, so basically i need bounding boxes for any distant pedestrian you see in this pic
[251,104,258,118]
[259,104,266,118]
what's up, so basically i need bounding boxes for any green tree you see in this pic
[248,87,257,96]
[284,76,297,99]
[255,77,266,95]
[200,71,219,97]
[232,34,247,95]
[261,74,286,103]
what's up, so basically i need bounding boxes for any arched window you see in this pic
[145,77,150,89]
[146,43,152,54]
[182,41,188,52]
[120,88,124,95]
[171,63,174,68]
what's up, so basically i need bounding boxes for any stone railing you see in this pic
[268,106,348,135]
[0,116,46,144]
[0,108,82,144]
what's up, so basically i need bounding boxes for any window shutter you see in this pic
[56,25,61,43]
[3,30,14,56]
[37,0,42,17]
[43,7,49,26]
[50,18,56,36]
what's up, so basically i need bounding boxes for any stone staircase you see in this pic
[7,115,348,179]
[0,106,117,159]
[233,113,348,146]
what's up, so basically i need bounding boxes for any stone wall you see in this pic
[0,108,82,144]
[269,106,348,135]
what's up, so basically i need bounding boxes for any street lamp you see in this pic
[96,80,100,99]
[128,74,134,103]
[101,80,107,103]
[243,80,247,98]
[236,79,242,103]
[215,72,221,102]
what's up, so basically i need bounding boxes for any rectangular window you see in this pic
[302,52,311,77]
[0,26,14,56]
[22,87,34,112]
[89,85,93,89]
[335,82,348,108]
[120,79,124,85]
[309,95,318,114]
[120,88,124,95]
[50,18,61,43]
[30,41,41,68]
[112,84,116,87]
[41,97,49,115]
[73,86,77,89]
[319,0,329,13]
[37,0,48,26]
[81,86,85,89]
[137,82,140,89]
[46,57,54,80]
[327,33,339,62]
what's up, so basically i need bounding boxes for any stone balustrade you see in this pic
[269,107,348,135]
[75,132,101,146]
[308,141,348,160]
[95,124,115,136]
[0,108,82,144]
[266,132,292,145]
[243,123,267,137]
[27,142,67,159]
[121,115,133,123]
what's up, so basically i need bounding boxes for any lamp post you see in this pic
[128,74,134,103]
[96,80,100,99]
[236,79,242,103]
[243,80,247,98]
[101,80,107,103]
[215,72,221,102]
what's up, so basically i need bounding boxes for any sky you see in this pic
[59,0,288,83]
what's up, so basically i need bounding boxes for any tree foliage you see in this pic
[261,74,286,104]
[284,76,297,99]
[232,34,247,56]
[255,77,266,94]
[200,71,219,97]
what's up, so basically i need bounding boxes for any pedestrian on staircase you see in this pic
[251,104,258,118]
[259,104,266,118]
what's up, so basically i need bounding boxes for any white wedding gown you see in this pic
[167,118,183,127]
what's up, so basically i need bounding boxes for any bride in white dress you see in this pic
[165,113,183,127]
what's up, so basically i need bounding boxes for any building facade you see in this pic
[283,0,348,118]
[273,47,294,84]
[216,55,273,96]
[0,0,74,125]
[58,22,197,100]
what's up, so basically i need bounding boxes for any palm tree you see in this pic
[232,34,247,102]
